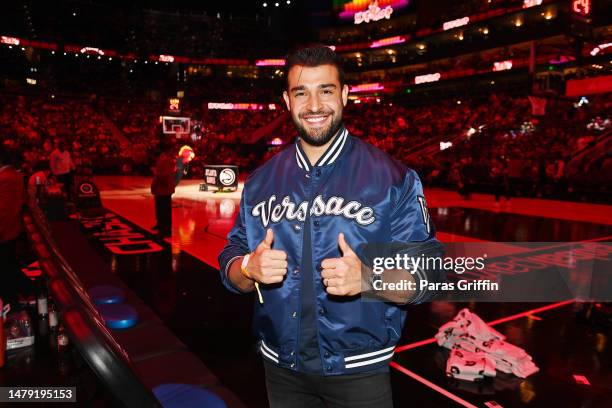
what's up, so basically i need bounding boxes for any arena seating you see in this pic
[1,91,610,200]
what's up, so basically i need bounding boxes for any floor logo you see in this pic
[80,213,163,255]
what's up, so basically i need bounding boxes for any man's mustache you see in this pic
[299,110,333,118]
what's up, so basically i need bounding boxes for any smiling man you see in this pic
[219,45,443,407]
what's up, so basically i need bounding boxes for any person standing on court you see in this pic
[219,45,444,408]
[175,145,195,186]
[151,145,176,237]
[49,140,74,200]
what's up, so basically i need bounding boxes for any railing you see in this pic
[22,197,162,408]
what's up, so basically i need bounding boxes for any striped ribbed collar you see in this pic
[294,127,350,172]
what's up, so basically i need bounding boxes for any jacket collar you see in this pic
[294,126,350,172]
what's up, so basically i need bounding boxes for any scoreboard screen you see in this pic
[334,0,410,24]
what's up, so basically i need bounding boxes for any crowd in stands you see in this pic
[275,93,611,199]
[431,95,609,197]
[0,94,125,175]
[184,105,285,175]
[1,90,610,201]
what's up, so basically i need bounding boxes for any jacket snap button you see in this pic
[316,169,321,177]
[326,365,332,371]
[319,308,325,316]
[313,220,320,227]
[324,352,330,358]
[292,311,297,318]
[293,269,299,275]
[294,224,301,232]
[291,363,295,368]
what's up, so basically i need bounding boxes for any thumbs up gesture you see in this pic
[242,229,288,284]
[321,233,362,296]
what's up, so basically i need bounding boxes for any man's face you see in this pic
[283,64,349,147]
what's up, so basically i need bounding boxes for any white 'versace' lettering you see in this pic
[251,195,376,227]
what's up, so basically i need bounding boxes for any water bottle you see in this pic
[49,302,58,331]
[37,289,48,317]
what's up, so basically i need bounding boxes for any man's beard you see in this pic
[293,111,343,147]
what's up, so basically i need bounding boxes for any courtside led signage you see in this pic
[414,73,441,84]
[80,47,104,55]
[590,42,612,56]
[159,54,175,63]
[349,83,384,93]
[255,59,285,66]
[440,141,453,151]
[1,36,20,45]
[443,17,469,31]
[493,60,513,71]
[523,0,542,7]
[549,55,575,64]
[370,36,406,48]
[208,103,277,110]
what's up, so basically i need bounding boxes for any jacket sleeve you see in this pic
[218,189,250,294]
[390,169,446,304]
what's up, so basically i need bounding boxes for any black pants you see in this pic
[154,195,172,236]
[264,361,393,408]
[56,172,73,200]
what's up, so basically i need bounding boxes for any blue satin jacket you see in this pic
[219,127,443,375]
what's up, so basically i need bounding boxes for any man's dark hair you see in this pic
[284,45,345,89]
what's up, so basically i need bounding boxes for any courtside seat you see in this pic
[153,383,227,408]
[134,350,219,389]
[113,295,163,326]
[112,322,187,363]
[89,285,126,304]
[97,303,139,329]
[196,385,249,408]
[33,215,247,407]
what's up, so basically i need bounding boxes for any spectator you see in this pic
[150,146,176,237]
[0,147,32,306]
[175,145,195,186]
[49,140,75,199]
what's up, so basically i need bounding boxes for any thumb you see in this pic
[338,233,355,257]
[261,228,274,249]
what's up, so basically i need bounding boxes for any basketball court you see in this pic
[86,175,612,408]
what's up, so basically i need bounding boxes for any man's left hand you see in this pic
[321,233,362,296]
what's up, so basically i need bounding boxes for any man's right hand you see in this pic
[242,229,288,284]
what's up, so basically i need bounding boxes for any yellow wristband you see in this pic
[240,253,252,278]
[242,254,263,304]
